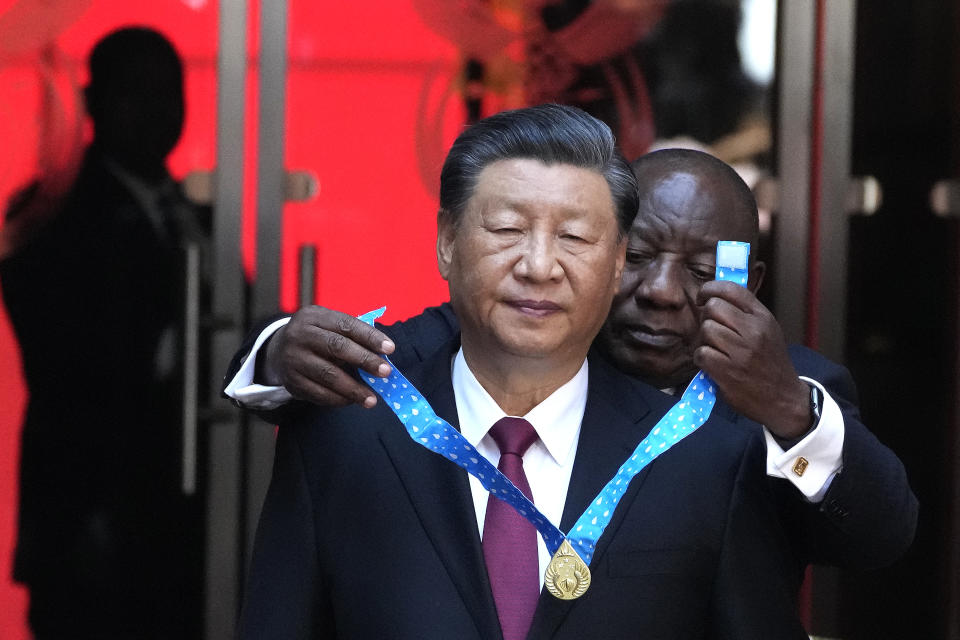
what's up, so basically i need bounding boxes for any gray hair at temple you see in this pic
[438,104,639,237]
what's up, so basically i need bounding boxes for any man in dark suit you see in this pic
[237,105,825,638]
[227,149,916,577]
[0,27,206,639]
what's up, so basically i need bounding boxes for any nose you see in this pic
[514,232,564,282]
[635,257,686,309]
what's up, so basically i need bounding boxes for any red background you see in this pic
[0,1,462,635]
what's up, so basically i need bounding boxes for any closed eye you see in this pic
[688,265,714,281]
[625,250,653,264]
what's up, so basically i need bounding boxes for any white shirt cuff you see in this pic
[223,317,295,410]
[763,377,844,502]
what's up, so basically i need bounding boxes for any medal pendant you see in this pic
[544,539,591,600]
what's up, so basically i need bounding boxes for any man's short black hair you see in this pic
[439,104,639,236]
[89,27,182,94]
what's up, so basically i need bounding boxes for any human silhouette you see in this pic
[0,26,206,639]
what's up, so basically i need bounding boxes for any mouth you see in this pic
[620,324,683,349]
[506,299,563,318]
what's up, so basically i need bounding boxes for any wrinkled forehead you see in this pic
[631,170,755,252]
[468,158,617,217]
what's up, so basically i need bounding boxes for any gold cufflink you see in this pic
[792,457,809,477]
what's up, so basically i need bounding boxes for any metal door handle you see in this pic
[181,242,201,496]
[931,180,960,218]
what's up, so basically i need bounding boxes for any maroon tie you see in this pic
[483,417,540,640]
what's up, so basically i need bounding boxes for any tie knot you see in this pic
[488,417,538,458]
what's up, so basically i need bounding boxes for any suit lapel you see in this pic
[528,353,670,640]
[558,360,653,533]
[377,341,502,640]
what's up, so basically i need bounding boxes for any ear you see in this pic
[748,259,766,293]
[436,210,456,281]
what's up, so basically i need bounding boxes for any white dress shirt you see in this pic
[224,318,844,503]
[223,317,295,406]
[765,376,842,501]
[452,348,587,583]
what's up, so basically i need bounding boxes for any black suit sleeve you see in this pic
[221,312,290,395]
[219,313,302,424]
[712,434,810,640]
[237,423,328,639]
[777,345,918,569]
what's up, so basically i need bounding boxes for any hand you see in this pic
[694,281,811,440]
[260,306,396,408]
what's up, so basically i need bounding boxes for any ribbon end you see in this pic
[357,306,387,326]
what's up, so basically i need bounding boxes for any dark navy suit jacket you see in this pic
[238,341,811,639]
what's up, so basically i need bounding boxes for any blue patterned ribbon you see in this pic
[359,241,749,564]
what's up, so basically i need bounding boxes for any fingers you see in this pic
[695,289,798,418]
[271,305,403,409]
[323,308,396,356]
[288,307,395,377]
[698,318,741,358]
[699,296,746,338]
[696,280,759,313]
[304,305,395,355]
[698,285,778,345]
[692,343,734,379]
[284,361,378,409]
[698,300,781,369]
[302,324,392,379]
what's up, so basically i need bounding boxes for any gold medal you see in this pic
[544,539,591,600]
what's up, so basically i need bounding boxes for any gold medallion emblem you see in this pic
[544,539,591,600]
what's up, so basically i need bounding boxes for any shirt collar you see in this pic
[451,347,588,466]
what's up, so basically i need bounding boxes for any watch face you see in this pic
[810,385,823,422]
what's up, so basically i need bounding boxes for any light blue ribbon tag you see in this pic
[357,241,749,565]
[716,240,750,286]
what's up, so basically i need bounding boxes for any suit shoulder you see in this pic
[787,343,842,373]
[586,349,675,411]
[786,343,858,403]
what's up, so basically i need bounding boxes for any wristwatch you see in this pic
[809,383,823,427]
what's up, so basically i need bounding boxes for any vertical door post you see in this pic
[205,0,249,637]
